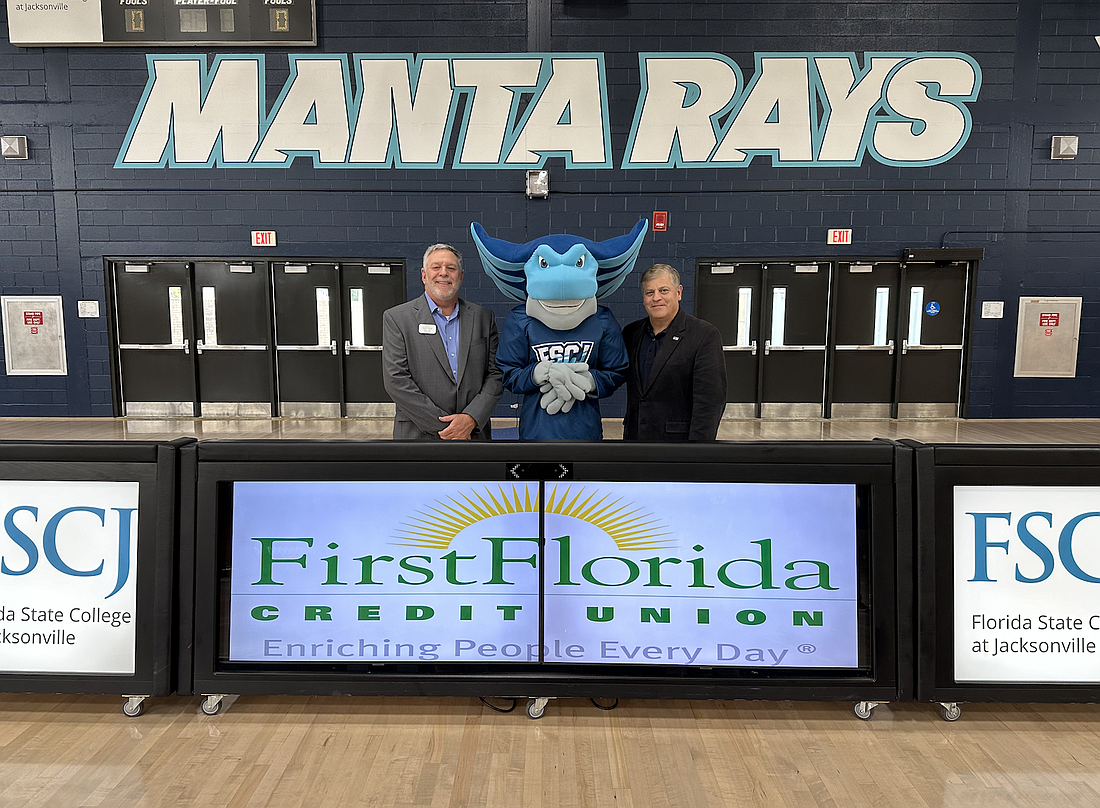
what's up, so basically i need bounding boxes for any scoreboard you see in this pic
[7,0,316,46]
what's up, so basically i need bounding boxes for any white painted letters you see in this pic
[117,51,983,171]
[625,55,740,166]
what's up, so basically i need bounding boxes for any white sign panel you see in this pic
[954,485,1100,683]
[0,481,140,675]
[6,0,104,46]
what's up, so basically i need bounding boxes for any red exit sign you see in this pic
[827,229,852,245]
[251,230,277,247]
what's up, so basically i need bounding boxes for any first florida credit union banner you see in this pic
[0,481,140,675]
[955,486,1100,683]
[229,480,859,668]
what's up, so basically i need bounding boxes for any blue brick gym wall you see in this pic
[0,0,1096,418]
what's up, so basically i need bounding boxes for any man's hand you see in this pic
[438,413,477,440]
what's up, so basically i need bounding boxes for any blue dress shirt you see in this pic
[425,292,460,381]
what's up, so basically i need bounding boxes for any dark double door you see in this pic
[107,258,405,417]
[697,260,832,419]
[696,257,973,419]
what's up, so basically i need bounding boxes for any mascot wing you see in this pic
[470,222,530,302]
[590,219,648,299]
[471,220,649,301]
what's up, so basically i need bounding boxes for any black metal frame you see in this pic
[184,440,910,702]
[914,443,1100,704]
[0,440,186,696]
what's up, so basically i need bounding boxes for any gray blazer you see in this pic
[382,295,503,440]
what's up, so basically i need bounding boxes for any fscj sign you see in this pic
[116,51,981,170]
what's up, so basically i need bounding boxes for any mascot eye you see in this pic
[575,255,586,268]
[538,256,549,268]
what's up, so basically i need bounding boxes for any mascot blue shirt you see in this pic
[497,305,628,440]
[471,219,648,441]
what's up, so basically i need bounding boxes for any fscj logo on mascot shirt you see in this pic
[532,341,595,364]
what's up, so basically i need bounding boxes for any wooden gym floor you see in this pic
[2,416,1100,807]
[1,694,1098,807]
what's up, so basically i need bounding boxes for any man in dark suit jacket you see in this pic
[622,264,726,441]
[382,244,503,440]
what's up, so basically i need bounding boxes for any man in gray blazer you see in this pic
[382,244,503,440]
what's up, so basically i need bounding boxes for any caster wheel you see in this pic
[526,700,546,720]
[941,704,961,722]
[201,698,223,716]
[853,701,873,720]
[122,700,144,718]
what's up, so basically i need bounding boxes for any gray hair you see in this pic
[640,264,680,287]
[423,243,463,271]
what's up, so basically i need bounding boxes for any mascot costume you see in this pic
[470,220,648,440]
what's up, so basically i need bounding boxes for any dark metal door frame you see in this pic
[760,261,832,419]
[106,258,199,417]
[694,260,764,419]
[825,260,902,420]
[192,260,277,418]
[895,252,980,419]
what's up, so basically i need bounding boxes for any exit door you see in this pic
[341,261,405,417]
[193,261,275,417]
[827,262,900,419]
[695,261,762,418]
[896,262,970,418]
[273,262,343,417]
[109,261,196,416]
[761,262,831,418]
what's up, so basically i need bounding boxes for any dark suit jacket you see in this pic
[622,308,726,441]
[382,295,503,440]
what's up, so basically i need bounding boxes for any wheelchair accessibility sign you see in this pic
[925,301,940,316]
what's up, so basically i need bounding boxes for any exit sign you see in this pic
[252,231,277,247]
[827,229,853,245]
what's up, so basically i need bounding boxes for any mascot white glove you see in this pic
[533,361,596,415]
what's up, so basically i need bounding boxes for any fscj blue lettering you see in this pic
[0,505,136,598]
[967,510,1100,584]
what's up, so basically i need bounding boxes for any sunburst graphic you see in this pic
[393,484,673,551]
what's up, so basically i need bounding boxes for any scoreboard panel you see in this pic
[7,0,316,46]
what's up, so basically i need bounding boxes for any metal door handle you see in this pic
[903,343,964,352]
[835,341,895,355]
[119,339,189,354]
[196,342,268,354]
[722,340,757,355]
[345,341,384,354]
[764,339,771,356]
[764,345,827,352]
[277,343,338,353]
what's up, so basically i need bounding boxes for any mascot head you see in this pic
[470,220,649,330]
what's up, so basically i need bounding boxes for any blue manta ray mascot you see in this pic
[471,220,648,440]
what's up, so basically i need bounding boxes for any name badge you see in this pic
[419,323,437,335]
